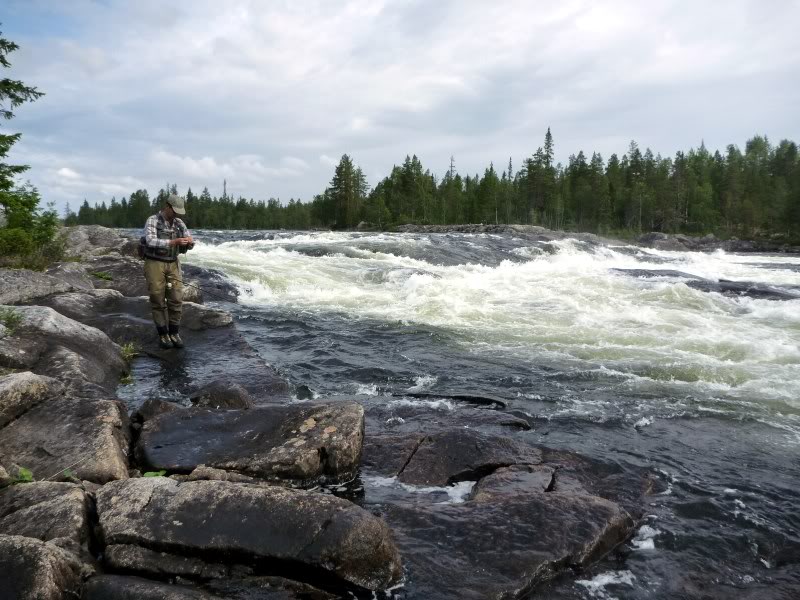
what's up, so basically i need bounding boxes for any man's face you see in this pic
[164,205,175,220]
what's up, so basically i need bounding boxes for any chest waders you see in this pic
[143,215,184,346]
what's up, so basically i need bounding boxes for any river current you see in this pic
[182,230,800,599]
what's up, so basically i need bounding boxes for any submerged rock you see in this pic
[392,429,543,486]
[96,478,402,591]
[189,380,254,409]
[137,403,363,483]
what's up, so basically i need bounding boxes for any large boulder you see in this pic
[385,491,634,599]
[0,305,126,392]
[96,478,402,591]
[137,403,363,483]
[41,289,125,323]
[0,392,130,483]
[0,534,83,600]
[0,268,74,305]
[0,371,62,428]
[46,262,96,290]
[61,225,138,258]
[0,482,91,560]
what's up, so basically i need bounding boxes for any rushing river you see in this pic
[181,230,799,599]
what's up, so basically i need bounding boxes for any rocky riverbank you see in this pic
[0,225,656,599]
[393,223,800,253]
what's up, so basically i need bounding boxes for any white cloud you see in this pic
[5,0,799,213]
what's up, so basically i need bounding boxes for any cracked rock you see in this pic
[95,478,402,591]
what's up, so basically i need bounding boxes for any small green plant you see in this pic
[120,342,138,362]
[142,470,166,477]
[119,373,133,385]
[0,308,22,334]
[91,271,113,281]
[61,469,77,481]
[12,466,34,484]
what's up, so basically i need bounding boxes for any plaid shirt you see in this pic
[143,212,190,249]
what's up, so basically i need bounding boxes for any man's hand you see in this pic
[169,237,191,247]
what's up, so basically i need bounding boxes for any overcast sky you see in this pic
[3,0,799,214]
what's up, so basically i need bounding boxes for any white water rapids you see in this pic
[187,231,800,434]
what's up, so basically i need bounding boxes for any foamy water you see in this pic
[188,231,800,429]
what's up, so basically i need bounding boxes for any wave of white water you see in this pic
[187,232,800,414]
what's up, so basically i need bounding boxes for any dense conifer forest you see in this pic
[67,130,800,240]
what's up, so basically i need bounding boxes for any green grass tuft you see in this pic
[91,271,113,281]
[120,342,138,362]
[0,308,22,334]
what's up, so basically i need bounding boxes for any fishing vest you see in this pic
[142,214,180,262]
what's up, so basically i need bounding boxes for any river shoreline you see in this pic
[1,225,797,599]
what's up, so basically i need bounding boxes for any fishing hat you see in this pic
[167,194,186,215]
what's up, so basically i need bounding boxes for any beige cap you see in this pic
[167,194,186,215]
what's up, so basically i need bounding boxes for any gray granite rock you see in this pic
[0,534,83,600]
[0,371,63,428]
[96,478,402,591]
[137,403,363,484]
[0,393,130,483]
[0,268,74,305]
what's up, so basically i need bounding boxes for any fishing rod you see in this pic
[165,274,236,303]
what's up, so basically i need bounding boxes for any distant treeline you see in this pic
[66,130,800,239]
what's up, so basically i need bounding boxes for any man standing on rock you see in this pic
[142,194,194,349]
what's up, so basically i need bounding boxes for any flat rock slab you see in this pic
[386,492,634,599]
[96,478,402,591]
[0,393,130,483]
[0,482,90,557]
[0,534,83,600]
[0,371,62,428]
[137,403,363,483]
[83,575,218,600]
[82,575,335,600]
[396,429,543,486]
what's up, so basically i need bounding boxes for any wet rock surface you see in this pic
[96,478,402,592]
[137,403,363,483]
[189,379,254,409]
[396,429,543,486]
[83,575,220,600]
[0,226,665,599]
[385,491,634,600]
